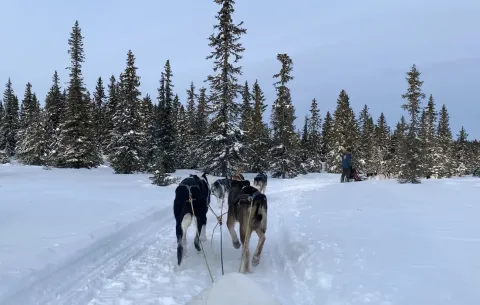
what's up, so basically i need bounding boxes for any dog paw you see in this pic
[233,240,241,249]
[252,255,260,266]
[194,237,201,251]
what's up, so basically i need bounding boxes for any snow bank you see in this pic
[186,272,282,305]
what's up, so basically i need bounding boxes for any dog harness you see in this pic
[236,190,262,204]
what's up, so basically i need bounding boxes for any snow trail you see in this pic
[0,208,171,305]
[1,164,479,305]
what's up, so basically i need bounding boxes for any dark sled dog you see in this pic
[227,180,267,273]
[173,173,211,265]
[211,178,231,208]
[253,173,268,194]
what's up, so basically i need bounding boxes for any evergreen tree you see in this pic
[239,81,254,170]
[372,112,391,176]
[93,76,106,153]
[321,111,334,171]
[392,116,408,176]
[184,82,198,169]
[141,94,155,171]
[43,71,65,166]
[152,72,166,168]
[471,140,480,176]
[201,0,247,176]
[305,98,322,172]
[150,150,178,186]
[103,75,119,156]
[0,100,8,163]
[249,80,270,172]
[109,50,146,174]
[357,104,375,173]
[56,21,101,168]
[453,126,470,176]
[16,83,36,151]
[2,78,19,156]
[175,104,189,168]
[194,87,209,168]
[330,90,358,173]
[299,116,309,168]
[436,104,454,178]
[269,53,300,178]
[159,60,176,173]
[418,109,428,176]
[398,64,425,183]
[16,94,46,165]
[422,94,438,177]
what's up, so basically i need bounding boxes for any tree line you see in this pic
[0,0,478,184]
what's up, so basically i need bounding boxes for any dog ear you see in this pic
[243,180,251,187]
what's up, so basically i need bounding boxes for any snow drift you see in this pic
[185,272,282,305]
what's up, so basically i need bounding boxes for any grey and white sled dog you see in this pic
[211,178,231,209]
[253,173,268,194]
[227,180,268,273]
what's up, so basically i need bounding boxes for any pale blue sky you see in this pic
[1,0,479,138]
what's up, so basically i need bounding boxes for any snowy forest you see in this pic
[0,0,479,185]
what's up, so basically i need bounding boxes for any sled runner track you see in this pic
[0,208,172,305]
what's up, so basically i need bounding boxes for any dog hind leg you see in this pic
[178,213,192,265]
[252,228,266,266]
[227,209,241,249]
[239,222,253,273]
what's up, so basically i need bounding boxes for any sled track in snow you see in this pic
[0,208,171,305]
[0,179,329,305]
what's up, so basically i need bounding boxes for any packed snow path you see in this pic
[1,163,479,305]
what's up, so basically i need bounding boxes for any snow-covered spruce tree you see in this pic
[269,53,301,178]
[16,83,36,154]
[299,116,309,168]
[471,140,480,176]
[108,50,146,174]
[321,111,334,171]
[173,94,184,169]
[193,87,209,169]
[329,90,359,173]
[56,21,101,168]
[239,80,255,171]
[175,104,189,168]
[103,75,119,156]
[201,0,247,176]
[358,104,375,174]
[16,84,46,165]
[421,94,438,178]
[184,82,198,169]
[43,71,65,167]
[436,104,454,178]
[453,126,470,176]
[151,72,166,171]
[15,95,46,165]
[157,60,176,173]
[391,116,407,177]
[2,78,19,157]
[305,98,322,172]
[92,76,106,154]
[397,64,425,184]
[0,100,8,163]
[249,80,270,173]
[141,94,155,171]
[150,150,178,186]
[372,112,391,176]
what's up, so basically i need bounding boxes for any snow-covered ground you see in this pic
[1,162,479,305]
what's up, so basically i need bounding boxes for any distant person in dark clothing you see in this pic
[341,148,352,182]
